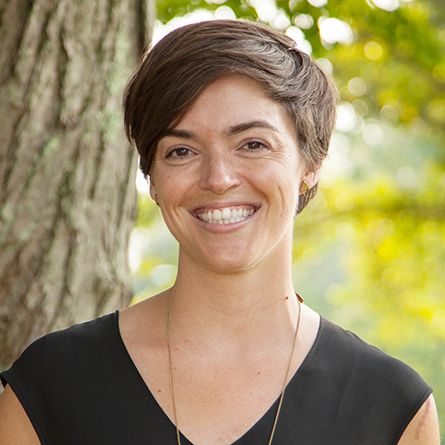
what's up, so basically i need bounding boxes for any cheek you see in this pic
[278,185,299,214]
[151,170,177,196]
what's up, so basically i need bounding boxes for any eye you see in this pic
[247,141,264,150]
[240,140,269,152]
[166,147,192,158]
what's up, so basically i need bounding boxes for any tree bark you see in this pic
[0,0,146,367]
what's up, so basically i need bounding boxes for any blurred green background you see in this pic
[129,0,445,436]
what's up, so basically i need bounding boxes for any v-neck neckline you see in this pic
[113,311,324,445]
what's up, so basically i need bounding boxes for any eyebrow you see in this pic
[225,120,281,136]
[163,120,281,140]
[163,128,198,140]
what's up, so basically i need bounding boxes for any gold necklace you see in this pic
[166,292,303,445]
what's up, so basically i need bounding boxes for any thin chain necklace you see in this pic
[166,292,303,445]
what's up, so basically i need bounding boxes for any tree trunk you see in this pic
[0,0,147,367]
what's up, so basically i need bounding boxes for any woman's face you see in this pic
[150,75,318,273]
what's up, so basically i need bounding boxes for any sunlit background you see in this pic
[128,0,445,434]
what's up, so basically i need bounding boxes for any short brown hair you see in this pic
[123,19,338,192]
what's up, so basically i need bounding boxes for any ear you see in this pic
[149,176,157,202]
[300,166,321,192]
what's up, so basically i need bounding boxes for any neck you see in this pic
[167,245,298,346]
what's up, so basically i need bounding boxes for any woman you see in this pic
[0,19,440,445]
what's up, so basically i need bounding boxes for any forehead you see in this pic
[173,74,295,136]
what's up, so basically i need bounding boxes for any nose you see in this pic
[199,150,241,194]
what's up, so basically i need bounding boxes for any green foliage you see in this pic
[132,0,445,435]
[157,0,256,23]
[130,192,178,303]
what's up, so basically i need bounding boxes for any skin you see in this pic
[149,76,315,276]
[0,74,440,445]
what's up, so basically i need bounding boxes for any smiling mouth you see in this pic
[197,207,255,224]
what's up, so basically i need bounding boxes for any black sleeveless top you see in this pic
[1,312,432,445]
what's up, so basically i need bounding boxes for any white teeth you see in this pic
[197,207,255,224]
[222,208,231,219]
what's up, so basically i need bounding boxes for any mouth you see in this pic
[195,206,256,225]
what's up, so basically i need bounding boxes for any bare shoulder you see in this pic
[0,385,40,444]
[118,292,169,366]
[299,303,321,347]
[398,394,440,444]
[119,292,166,340]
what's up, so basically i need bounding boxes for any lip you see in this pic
[192,202,258,212]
